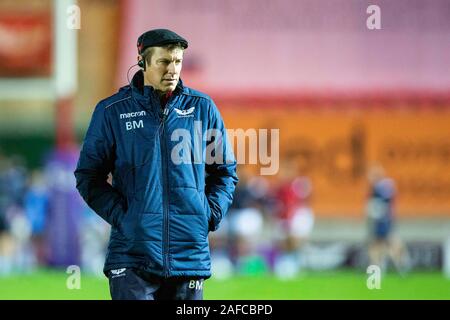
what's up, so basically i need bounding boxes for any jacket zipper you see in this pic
[160,106,170,278]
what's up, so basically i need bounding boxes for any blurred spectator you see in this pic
[273,160,315,279]
[0,154,30,274]
[7,203,32,273]
[0,153,12,275]
[365,164,410,274]
[80,205,110,277]
[213,167,270,276]
[43,149,83,267]
[24,170,49,266]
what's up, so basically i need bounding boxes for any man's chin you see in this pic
[160,82,177,91]
[164,85,177,93]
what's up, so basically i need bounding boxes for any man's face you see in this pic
[143,46,183,94]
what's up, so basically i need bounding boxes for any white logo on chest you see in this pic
[174,107,195,117]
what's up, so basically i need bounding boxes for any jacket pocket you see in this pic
[113,199,138,241]
[199,191,213,231]
[170,187,209,241]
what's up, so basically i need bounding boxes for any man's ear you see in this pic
[138,55,146,71]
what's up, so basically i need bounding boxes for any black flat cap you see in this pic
[137,28,188,54]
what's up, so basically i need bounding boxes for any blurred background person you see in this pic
[273,160,315,279]
[0,152,14,275]
[23,170,49,267]
[228,169,270,276]
[0,154,30,274]
[365,164,411,274]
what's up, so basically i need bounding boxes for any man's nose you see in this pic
[167,62,176,74]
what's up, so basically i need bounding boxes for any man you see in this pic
[74,29,238,300]
[365,164,409,274]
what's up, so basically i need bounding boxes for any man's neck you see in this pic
[161,91,173,106]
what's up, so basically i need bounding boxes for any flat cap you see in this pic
[137,28,188,54]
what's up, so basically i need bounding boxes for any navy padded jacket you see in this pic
[74,71,238,278]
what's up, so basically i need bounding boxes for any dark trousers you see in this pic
[107,268,204,300]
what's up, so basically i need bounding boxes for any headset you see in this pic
[138,55,146,71]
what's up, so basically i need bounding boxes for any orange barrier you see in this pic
[221,106,450,217]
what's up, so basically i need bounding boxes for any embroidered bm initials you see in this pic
[126,120,144,131]
[188,280,203,290]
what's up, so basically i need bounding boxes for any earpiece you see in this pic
[138,56,146,71]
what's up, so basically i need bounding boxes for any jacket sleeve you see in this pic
[205,100,238,232]
[74,103,126,226]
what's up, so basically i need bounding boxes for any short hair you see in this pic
[142,42,185,66]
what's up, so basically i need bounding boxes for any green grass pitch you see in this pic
[0,269,448,300]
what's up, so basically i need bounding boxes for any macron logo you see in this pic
[174,107,195,117]
[120,111,146,119]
